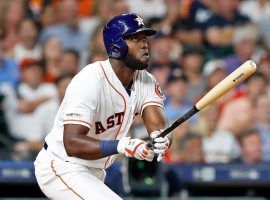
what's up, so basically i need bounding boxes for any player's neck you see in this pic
[109,58,136,88]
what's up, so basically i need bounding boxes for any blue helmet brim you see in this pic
[123,27,157,37]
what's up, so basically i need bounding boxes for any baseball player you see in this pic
[34,13,172,200]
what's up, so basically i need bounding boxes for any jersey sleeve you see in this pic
[63,75,98,129]
[140,71,166,115]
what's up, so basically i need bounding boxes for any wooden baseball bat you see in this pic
[147,60,257,148]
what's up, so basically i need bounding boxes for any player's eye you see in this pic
[132,38,138,42]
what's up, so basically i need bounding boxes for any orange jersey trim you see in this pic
[51,160,85,200]
[63,119,92,127]
[140,101,164,113]
[100,63,126,168]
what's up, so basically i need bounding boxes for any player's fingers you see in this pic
[144,156,153,162]
[133,142,145,154]
[148,149,154,154]
[146,149,154,157]
[125,149,133,157]
[142,148,149,157]
[153,148,166,154]
[145,152,154,162]
[137,154,144,160]
[144,152,155,161]
[154,143,168,149]
[157,154,164,162]
[153,137,167,143]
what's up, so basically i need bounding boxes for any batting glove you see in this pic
[117,137,154,162]
[150,130,170,162]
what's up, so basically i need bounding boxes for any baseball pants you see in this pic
[34,148,122,200]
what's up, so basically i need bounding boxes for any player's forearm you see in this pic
[64,133,120,160]
[142,106,168,134]
[142,106,173,147]
[64,134,101,159]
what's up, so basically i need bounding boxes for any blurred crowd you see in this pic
[0,0,269,165]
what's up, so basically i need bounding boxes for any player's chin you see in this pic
[140,54,150,65]
[138,59,149,70]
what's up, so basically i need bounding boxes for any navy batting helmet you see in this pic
[103,13,157,59]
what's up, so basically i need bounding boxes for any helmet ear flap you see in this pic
[111,45,121,59]
[103,23,128,59]
[112,45,120,52]
[111,41,128,59]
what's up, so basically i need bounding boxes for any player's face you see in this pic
[123,32,150,70]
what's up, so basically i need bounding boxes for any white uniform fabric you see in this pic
[35,149,122,200]
[34,59,165,199]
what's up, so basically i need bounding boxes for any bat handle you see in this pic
[146,129,170,149]
[146,140,154,149]
[146,106,199,148]
[146,128,170,149]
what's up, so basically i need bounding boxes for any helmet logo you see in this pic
[135,16,144,26]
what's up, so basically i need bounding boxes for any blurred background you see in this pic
[0,0,270,199]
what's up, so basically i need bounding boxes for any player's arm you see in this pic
[64,124,103,160]
[142,105,172,144]
[62,76,113,160]
[63,74,153,161]
[142,105,172,161]
[63,124,154,161]
[142,105,168,134]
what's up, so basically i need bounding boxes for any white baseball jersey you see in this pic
[45,59,165,169]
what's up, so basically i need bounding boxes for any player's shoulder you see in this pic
[78,61,104,78]
[72,60,108,85]
[138,69,157,83]
[137,69,166,100]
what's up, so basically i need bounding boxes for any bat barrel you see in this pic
[146,60,257,149]
[196,60,257,110]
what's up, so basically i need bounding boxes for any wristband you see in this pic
[99,140,119,157]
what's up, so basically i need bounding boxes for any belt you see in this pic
[44,142,48,150]
[43,142,68,162]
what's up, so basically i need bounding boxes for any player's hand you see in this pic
[117,137,154,162]
[150,130,170,162]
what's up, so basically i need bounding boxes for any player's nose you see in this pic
[142,39,148,49]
